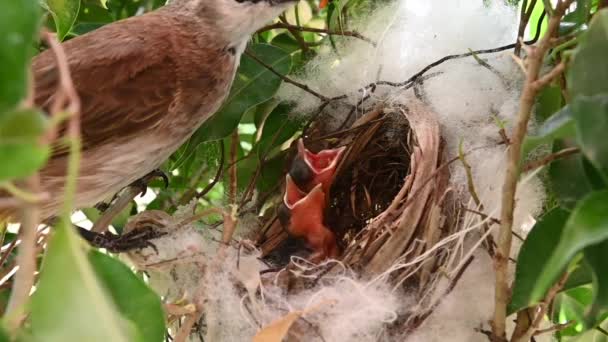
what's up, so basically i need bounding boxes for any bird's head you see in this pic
[174,0,298,46]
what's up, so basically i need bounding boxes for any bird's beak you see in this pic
[283,175,326,214]
[283,174,306,209]
[297,139,346,176]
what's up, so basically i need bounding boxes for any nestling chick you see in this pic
[289,139,346,196]
[0,0,297,222]
[278,175,338,261]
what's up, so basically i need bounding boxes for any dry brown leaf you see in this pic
[252,300,333,342]
[252,311,304,342]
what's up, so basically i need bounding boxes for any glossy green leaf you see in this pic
[509,208,570,314]
[564,261,594,292]
[254,99,280,129]
[523,105,575,158]
[568,9,608,98]
[0,0,40,113]
[555,287,594,337]
[572,95,608,179]
[549,140,594,209]
[30,224,136,342]
[257,102,301,155]
[196,44,292,142]
[584,239,608,326]
[46,0,81,40]
[257,152,287,195]
[0,109,50,181]
[71,0,113,35]
[89,251,165,342]
[531,190,608,303]
[561,0,591,34]
[536,85,563,121]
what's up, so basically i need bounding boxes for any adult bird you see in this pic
[1,0,297,225]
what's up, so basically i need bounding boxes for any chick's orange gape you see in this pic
[279,140,345,261]
[319,0,329,9]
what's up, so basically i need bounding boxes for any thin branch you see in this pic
[92,186,140,233]
[522,147,580,172]
[245,49,331,102]
[533,321,574,336]
[514,271,570,342]
[5,176,40,332]
[229,130,239,205]
[515,0,538,56]
[257,22,376,46]
[195,141,225,200]
[493,1,574,339]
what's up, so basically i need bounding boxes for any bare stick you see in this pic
[522,147,580,172]
[229,130,239,205]
[514,271,570,342]
[92,186,140,233]
[5,176,41,331]
[257,22,376,46]
[245,49,332,102]
[493,1,573,338]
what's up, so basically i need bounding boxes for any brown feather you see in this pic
[22,7,237,219]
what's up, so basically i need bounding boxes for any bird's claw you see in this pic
[130,168,169,196]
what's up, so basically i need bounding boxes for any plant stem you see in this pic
[492,1,573,339]
[5,175,41,332]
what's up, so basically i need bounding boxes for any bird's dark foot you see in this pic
[77,226,167,253]
[130,168,169,196]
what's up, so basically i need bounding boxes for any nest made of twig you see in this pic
[256,93,459,297]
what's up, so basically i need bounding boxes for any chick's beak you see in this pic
[291,139,346,194]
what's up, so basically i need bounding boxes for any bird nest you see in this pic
[122,94,470,340]
[255,94,461,330]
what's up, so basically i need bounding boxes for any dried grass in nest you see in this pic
[255,94,470,330]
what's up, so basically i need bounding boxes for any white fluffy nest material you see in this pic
[118,0,552,340]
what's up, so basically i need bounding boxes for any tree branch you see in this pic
[257,22,376,46]
[492,1,574,339]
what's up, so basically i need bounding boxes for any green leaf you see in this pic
[555,287,594,337]
[72,0,113,35]
[0,109,50,181]
[30,224,136,342]
[46,0,81,40]
[196,43,292,142]
[253,99,280,129]
[0,326,8,342]
[549,140,594,209]
[89,251,166,342]
[584,239,608,326]
[568,9,608,98]
[564,261,594,291]
[531,190,608,304]
[256,102,301,155]
[536,84,563,121]
[0,0,40,113]
[509,208,570,314]
[523,105,575,158]
[572,95,608,179]
[0,109,48,138]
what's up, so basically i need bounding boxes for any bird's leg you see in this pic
[130,168,170,196]
[76,225,167,253]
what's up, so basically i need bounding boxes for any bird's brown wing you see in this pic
[32,12,178,157]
